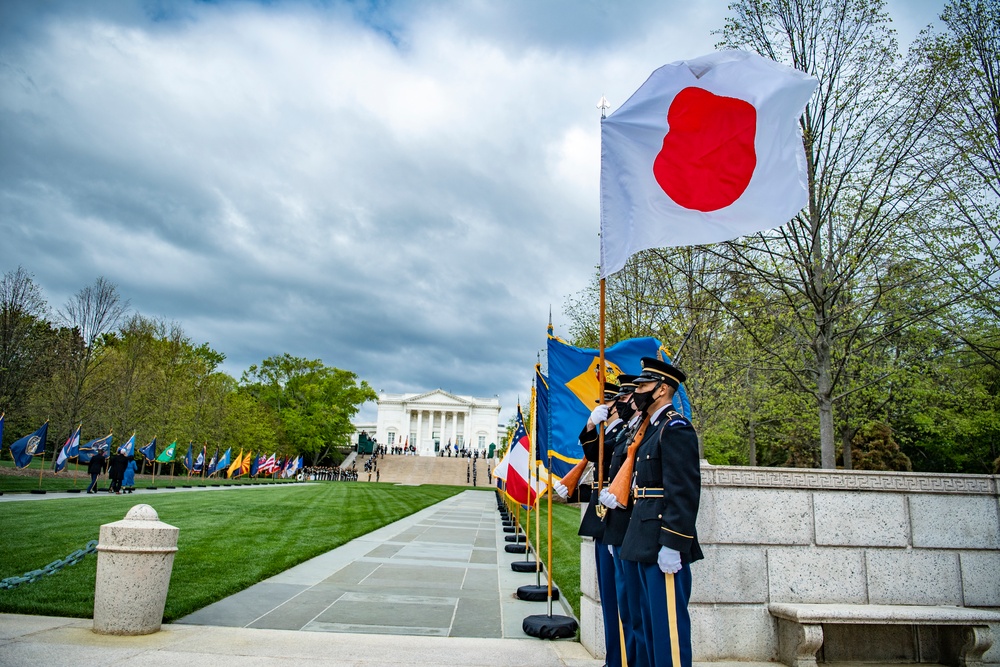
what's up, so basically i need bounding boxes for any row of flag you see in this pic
[2,414,303,479]
[493,330,691,508]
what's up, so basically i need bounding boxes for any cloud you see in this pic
[0,0,943,425]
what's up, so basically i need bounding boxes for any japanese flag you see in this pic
[600,50,818,278]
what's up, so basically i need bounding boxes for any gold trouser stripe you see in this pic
[618,610,627,667]
[665,572,681,666]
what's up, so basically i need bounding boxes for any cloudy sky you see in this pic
[0,0,943,424]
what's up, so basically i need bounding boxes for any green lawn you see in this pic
[0,483,464,620]
[0,482,585,623]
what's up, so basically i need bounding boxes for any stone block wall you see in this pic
[579,465,1000,664]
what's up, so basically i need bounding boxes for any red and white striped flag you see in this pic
[494,407,542,506]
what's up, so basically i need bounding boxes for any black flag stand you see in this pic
[522,452,577,639]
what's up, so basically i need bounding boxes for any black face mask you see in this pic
[617,398,636,422]
[632,383,660,414]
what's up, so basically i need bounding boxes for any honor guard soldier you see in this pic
[599,375,651,667]
[555,380,628,667]
[619,357,702,667]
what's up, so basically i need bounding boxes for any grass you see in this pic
[0,483,464,620]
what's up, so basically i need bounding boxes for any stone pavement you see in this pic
[176,489,572,639]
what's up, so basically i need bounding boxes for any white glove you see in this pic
[599,489,620,509]
[657,546,682,574]
[607,544,614,556]
[553,481,569,499]
[589,404,609,426]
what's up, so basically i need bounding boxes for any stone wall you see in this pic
[579,465,1000,664]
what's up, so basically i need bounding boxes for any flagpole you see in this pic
[597,277,606,500]
[38,422,47,489]
[535,460,542,581]
[546,451,554,615]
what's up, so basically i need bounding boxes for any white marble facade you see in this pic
[372,389,503,456]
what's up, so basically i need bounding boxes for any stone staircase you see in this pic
[368,455,490,486]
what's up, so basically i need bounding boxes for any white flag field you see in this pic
[600,50,818,278]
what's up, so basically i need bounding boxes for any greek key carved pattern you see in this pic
[701,465,997,495]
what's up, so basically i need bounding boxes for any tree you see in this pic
[241,354,376,464]
[0,267,52,439]
[716,0,952,467]
[53,276,129,430]
[912,0,1000,370]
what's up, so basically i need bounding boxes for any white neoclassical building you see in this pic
[366,389,503,456]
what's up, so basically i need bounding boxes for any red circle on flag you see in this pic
[652,86,757,212]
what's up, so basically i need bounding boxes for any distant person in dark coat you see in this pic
[87,451,107,493]
[108,450,129,494]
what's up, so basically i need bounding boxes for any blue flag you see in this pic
[78,434,112,464]
[249,454,260,478]
[10,421,48,469]
[534,365,551,468]
[206,448,219,475]
[546,334,691,480]
[183,443,193,471]
[193,447,205,473]
[118,433,136,457]
[213,448,231,476]
[139,437,156,462]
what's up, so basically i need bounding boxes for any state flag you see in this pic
[54,424,81,473]
[10,421,48,469]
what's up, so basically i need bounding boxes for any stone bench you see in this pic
[769,603,1000,667]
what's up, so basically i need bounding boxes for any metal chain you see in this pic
[0,540,99,591]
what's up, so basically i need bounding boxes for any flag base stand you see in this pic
[505,534,525,543]
[516,585,559,602]
[30,489,46,494]
[522,614,577,639]
[505,544,529,554]
[66,489,82,493]
[510,561,536,573]
[502,526,516,533]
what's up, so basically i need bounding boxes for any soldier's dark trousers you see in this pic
[637,560,692,667]
[613,546,649,667]
[595,539,623,667]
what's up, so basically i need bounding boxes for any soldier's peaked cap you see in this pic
[615,374,639,396]
[599,382,620,402]
[634,357,686,389]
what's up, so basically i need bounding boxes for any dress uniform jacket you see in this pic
[620,407,703,564]
[577,419,625,539]
[601,417,642,547]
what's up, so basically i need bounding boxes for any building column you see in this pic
[463,409,470,450]
[416,410,423,453]
[451,413,458,450]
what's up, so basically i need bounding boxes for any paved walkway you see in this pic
[176,489,571,639]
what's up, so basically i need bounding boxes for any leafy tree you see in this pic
[716,0,951,467]
[242,354,376,464]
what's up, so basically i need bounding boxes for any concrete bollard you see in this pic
[93,504,179,635]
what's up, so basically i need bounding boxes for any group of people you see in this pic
[300,466,358,482]
[85,448,138,494]
[553,357,701,667]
